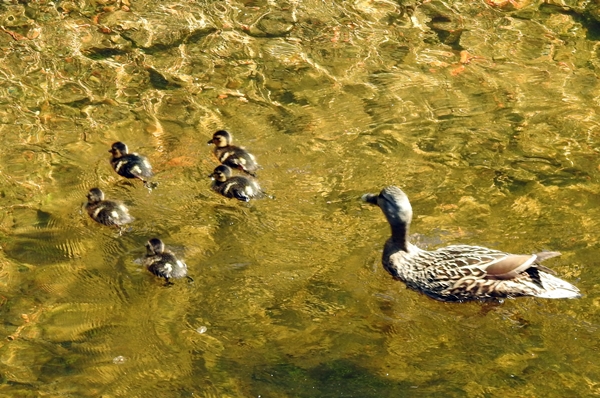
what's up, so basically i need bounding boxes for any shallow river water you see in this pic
[1,0,600,396]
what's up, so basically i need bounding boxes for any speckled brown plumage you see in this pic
[363,186,581,302]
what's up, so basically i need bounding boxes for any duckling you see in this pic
[362,186,581,302]
[109,142,153,186]
[207,130,259,176]
[85,188,134,227]
[209,165,264,202]
[144,238,188,282]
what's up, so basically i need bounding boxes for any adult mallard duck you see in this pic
[362,186,581,302]
[209,165,264,202]
[85,188,134,228]
[144,238,189,282]
[207,130,259,176]
[109,141,153,186]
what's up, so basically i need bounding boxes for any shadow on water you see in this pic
[251,359,421,398]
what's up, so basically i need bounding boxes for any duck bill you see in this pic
[361,193,379,205]
[207,139,213,145]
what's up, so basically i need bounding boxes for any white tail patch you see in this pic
[535,273,581,299]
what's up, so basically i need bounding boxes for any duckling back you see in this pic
[86,202,134,227]
[210,165,264,202]
[109,141,153,181]
[111,153,153,180]
[145,251,188,281]
[212,176,263,202]
[85,188,134,227]
[214,147,258,176]
[143,238,188,281]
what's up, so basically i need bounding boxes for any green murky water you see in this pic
[1,0,600,396]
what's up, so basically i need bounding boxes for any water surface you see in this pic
[1,1,600,396]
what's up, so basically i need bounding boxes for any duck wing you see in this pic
[483,252,560,280]
[230,185,251,202]
[481,254,539,280]
[426,245,559,280]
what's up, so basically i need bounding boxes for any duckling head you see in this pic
[210,165,232,182]
[363,186,413,229]
[145,238,165,255]
[109,142,129,157]
[207,130,232,148]
[86,188,105,204]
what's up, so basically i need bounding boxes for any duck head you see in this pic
[145,238,165,255]
[207,130,232,148]
[209,165,232,182]
[109,142,129,158]
[363,186,413,239]
[86,188,105,204]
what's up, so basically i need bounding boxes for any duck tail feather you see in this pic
[535,273,581,299]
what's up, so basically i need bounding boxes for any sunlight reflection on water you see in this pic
[1,0,600,396]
